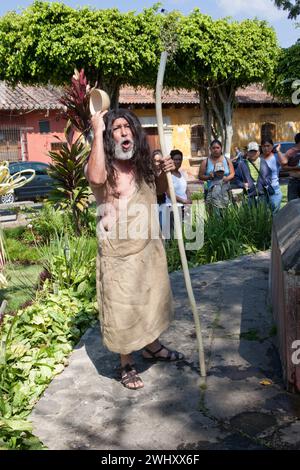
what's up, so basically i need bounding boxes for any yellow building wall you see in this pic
[134,107,202,173]
[134,105,300,177]
[232,107,300,150]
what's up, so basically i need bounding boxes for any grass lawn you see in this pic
[280,181,288,208]
[0,264,42,313]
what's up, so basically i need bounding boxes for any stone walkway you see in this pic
[30,251,300,450]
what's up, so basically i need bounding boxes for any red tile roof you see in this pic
[0,81,281,110]
[235,84,276,104]
[119,86,200,105]
[0,82,63,110]
[119,85,280,105]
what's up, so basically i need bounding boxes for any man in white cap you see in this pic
[245,142,261,191]
[233,141,262,202]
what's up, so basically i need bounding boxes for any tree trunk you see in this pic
[224,98,233,157]
[224,123,233,157]
[199,88,211,155]
[210,89,225,144]
[199,83,235,156]
[217,84,235,157]
[109,86,120,110]
[97,76,120,110]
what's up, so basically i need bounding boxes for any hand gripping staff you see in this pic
[155,51,206,378]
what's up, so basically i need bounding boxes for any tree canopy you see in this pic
[0,1,163,107]
[273,0,300,19]
[267,42,300,101]
[0,2,280,151]
[168,10,279,153]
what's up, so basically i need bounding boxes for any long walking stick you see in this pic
[155,51,206,378]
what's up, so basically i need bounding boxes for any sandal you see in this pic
[143,344,184,362]
[119,363,144,390]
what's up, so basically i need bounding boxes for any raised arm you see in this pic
[275,144,288,166]
[85,110,108,187]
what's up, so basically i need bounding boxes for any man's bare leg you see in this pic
[120,354,144,389]
[120,354,134,368]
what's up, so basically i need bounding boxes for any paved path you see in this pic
[30,252,300,450]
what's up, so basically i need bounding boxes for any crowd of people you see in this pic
[232,134,300,213]
[152,133,300,223]
[151,136,300,243]
[156,133,300,217]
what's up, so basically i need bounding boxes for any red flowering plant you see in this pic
[59,68,92,137]
[48,69,94,234]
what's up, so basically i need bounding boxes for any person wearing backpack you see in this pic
[199,139,235,211]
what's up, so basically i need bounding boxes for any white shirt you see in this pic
[165,170,188,206]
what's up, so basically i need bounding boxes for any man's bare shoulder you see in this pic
[285,146,299,158]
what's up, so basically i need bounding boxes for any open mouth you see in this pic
[121,139,133,151]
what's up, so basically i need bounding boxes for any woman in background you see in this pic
[199,140,234,211]
[260,138,285,214]
[164,149,191,237]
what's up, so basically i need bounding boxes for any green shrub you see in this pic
[191,191,205,201]
[167,202,272,271]
[4,239,40,264]
[48,124,91,236]
[29,204,75,244]
[38,234,97,294]
[0,285,97,449]
[0,264,42,313]
[3,226,27,241]
[25,204,96,243]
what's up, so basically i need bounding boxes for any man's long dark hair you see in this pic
[103,108,155,190]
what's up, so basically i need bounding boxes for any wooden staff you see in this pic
[155,51,206,378]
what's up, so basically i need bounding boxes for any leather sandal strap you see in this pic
[121,367,143,386]
[144,344,165,357]
[122,374,141,385]
[165,348,173,360]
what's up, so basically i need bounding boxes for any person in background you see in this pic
[165,149,191,236]
[278,133,300,201]
[233,141,261,204]
[152,149,166,229]
[165,149,191,206]
[199,140,235,210]
[260,138,286,214]
[233,146,244,164]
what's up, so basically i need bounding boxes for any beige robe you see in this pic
[96,180,173,354]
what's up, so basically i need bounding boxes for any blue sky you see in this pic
[0,0,298,47]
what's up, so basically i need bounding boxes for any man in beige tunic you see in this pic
[86,108,184,390]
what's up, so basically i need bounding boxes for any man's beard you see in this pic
[114,139,135,161]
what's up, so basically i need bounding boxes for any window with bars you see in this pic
[191,124,205,157]
[261,122,276,142]
[0,127,21,161]
[50,142,66,151]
